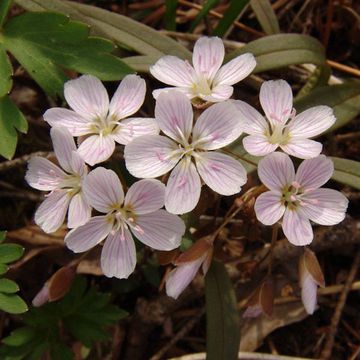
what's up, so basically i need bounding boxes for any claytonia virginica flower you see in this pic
[65,167,185,279]
[25,127,91,233]
[234,80,336,159]
[124,91,247,214]
[150,37,256,103]
[254,152,348,246]
[44,74,159,166]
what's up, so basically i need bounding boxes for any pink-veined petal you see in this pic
[300,188,348,226]
[111,117,159,145]
[152,87,194,100]
[288,106,336,138]
[150,56,195,87]
[258,152,295,191]
[192,101,243,150]
[282,208,313,246]
[25,157,66,191]
[166,257,204,299]
[165,159,202,215]
[35,190,70,233]
[101,229,136,279]
[301,272,318,314]
[125,179,165,214]
[243,135,278,156]
[64,75,109,120]
[131,210,185,250]
[43,108,92,137]
[232,100,268,136]
[83,167,124,213]
[295,155,333,190]
[77,134,115,166]
[213,53,256,86]
[260,80,293,125]
[109,75,146,119]
[280,138,322,159]
[50,127,77,173]
[65,215,113,253]
[254,191,285,225]
[69,151,87,176]
[155,91,193,142]
[192,37,224,82]
[196,151,247,196]
[124,135,181,178]
[67,192,92,228]
[199,84,233,103]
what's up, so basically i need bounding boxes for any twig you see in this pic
[0,151,53,173]
[320,248,360,360]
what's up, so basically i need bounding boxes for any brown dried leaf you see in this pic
[175,236,212,265]
[303,248,325,287]
[48,265,77,302]
[156,249,180,266]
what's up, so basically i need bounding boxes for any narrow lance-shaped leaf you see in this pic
[165,0,178,31]
[0,44,12,97]
[250,0,280,35]
[330,157,360,191]
[0,0,12,27]
[189,0,220,33]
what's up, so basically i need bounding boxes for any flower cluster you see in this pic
[26,37,348,314]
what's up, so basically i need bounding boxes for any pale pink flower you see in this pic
[234,80,336,159]
[44,74,159,166]
[150,37,256,103]
[25,127,91,233]
[65,167,185,279]
[124,91,247,214]
[254,152,348,246]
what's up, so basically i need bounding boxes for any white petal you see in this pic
[258,152,295,191]
[101,229,136,279]
[243,135,278,156]
[195,151,247,196]
[280,138,322,159]
[25,157,66,191]
[165,159,202,215]
[166,258,204,299]
[192,101,243,150]
[64,75,109,120]
[232,100,268,135]
[50,127,77,173]
[282,208,313,246]
[213,53,256,86]
[35,190,70,233]
[109,74,146,119]
[300,188,348,226]
[192,37,224,82]
[155,91,193,142]
[77,135,115,166]
[301,273,318,314]
[153,87,194,100]
[295,155,334,190]
[65,215,112,253]
[200,84,233,103]
[67,193,92,228]
[124,135,181,178]
[131,210,185,250]
[254,191,285,225]
[288,106,336,138]
[150,56,195,87]
[111,117,160,145]
[69,150,87,176]
[125,179,165,214]
[83,167,124,213]
[43,108,92,136]
[260,80,293,125]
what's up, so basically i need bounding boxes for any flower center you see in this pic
[108,207,144,239]
[59,174,82,196]
[281,181,303,209]
[90,114,119,137]
[193,74,212,96]
[266,124,291,145]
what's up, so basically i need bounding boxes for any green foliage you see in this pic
[250,0,280,34]
[0,0,12,27]
[205,261,240,360]
[189,0,219,33]
[331,157,360,190]
[0,45,12,97]
[0,232,27,314]
[165,0,178,31]
[0,277,128,359]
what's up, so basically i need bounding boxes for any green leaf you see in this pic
[165,0,178,31]
[250,0,280,34]
[0,231,6,243]
[330,157,360,190]
[0,45,12,97]
[0,263,9,275]
[0,278,19,293]
[189,0,220,33]
[296,65,331,99]
[226,34,326,73]
[0,293,28,314]
[0,243,24,263]
[205,261,240,360]
[2,327,35,346]
[295,81,360,133]
[0,0,12,27]
[0,95,27,160]
[213,0,250,37]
